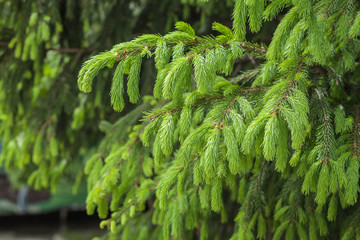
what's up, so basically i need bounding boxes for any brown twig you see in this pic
[217,96,238,128]
[323,0,335,16]
[115,40,267,63]
[239,87,268,94]
[127,135,140,152]
[232,69,260,84]
[309,65,327,78]
[240,42,267,54]
[0,41,9,47]
[135,148,145,186]
[39,118,52,134]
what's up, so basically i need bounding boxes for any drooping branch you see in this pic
[243,159,267,217]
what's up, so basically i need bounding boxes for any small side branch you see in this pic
[273,63,303,114]
[354,105,359,157]
[232,69,260,84]
[147,87,267,122]
[217,96,238,128]
[315,88,329,164]
[243,159,266,216]
[39,118,53,134]
[240,42,267,54]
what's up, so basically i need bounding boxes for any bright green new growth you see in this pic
[110,62,125,111]
[76,0,360,239]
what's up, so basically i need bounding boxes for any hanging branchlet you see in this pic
[232,159,268,239]
[242,62,309,170]
[353,105,359,157]
[314,88,331,165]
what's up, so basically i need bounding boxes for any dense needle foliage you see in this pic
[0,0,231,190]
[2,0,360,239]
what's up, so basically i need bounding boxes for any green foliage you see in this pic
[1,0,360,239]
[110,62,125,111]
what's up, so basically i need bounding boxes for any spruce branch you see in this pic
[273,63,303,115]
[255,159,267,216]
[146,96,224,122]
[323,0,336,17]
[126,135,140,152]
[111,184,156,223]
[39,118,53,135]
[309,65,328,78]
[238,87,268,94]
[217,96,238,128]
[243,159,267,218]
[107,151,158,226]
[314,88,330,164]
[231,69,260,84]
[146,87,267,122]
[240,42,267,54]
[135,150,145,187]
[114,40,266,63]
[353,105,359,157]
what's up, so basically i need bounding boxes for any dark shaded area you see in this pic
[0,210,103,239]
[0,175,50,203]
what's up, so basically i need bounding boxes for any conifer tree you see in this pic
[0,0,230,190]
[2,0,360,239]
